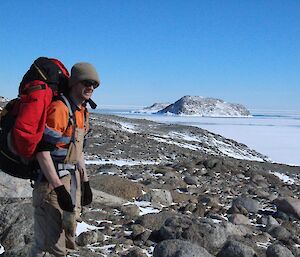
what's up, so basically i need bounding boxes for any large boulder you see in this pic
[156,216,250,254]
[76,230,104,246]
[0,199,33,256]
[266,244,295,257]
[123,247,148,257]
[273,197,300,219]
[153,239,214,257]
[135,210,178,231]
[138,189,173,207]
[216,240,257,257]
[90,174,147,200]
[231,196,261,213]
[0,172,32,198]
[268,226,291,242]
[229,214,251,225]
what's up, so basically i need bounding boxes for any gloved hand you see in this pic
[62,211,76,236]
[54,185,74,212]
[81,181,93,206]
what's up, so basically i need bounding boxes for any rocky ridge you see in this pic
[0,112,299,257]
[157,95,251,117]
[135,103,171,114]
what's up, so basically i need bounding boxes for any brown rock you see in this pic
[90,174,147,200]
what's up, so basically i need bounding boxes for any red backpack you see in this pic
[0,57,70,179]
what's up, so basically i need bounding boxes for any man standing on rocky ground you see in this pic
[29,62,100,256]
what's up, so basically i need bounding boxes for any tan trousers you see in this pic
[29,171,81,257]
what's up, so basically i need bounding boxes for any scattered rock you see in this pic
[90,175,147,200]
[273,197,300,219]
[139,189,173,207]
[229,214,251,225]
[268,226,291,242]
[123,247,148,257]
[216,240,257,257]
[136,210,178,231]
[232,196,261,213]
[76,230,100,246]
[1,112,299,257]
[153,239,214,257]
[266,243,295,257]
[183,175,199,185]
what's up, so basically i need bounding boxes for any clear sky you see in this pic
[0,0,299,110]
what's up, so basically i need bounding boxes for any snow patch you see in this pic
[149,135,201,151]
[0,244,4,254]
[124,201,160,216]
[85,158,159,166]
[76,221,99,236]
[269,171,296,185]
[211,138,266,162]
[117,121,137,133]
[256,241,271,249]
[148,132,265,162]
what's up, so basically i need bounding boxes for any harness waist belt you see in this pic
[57,163,76,170]
[58,169,71,178]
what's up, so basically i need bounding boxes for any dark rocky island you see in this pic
[157,95,251,117]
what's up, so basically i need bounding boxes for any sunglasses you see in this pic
[81,80,99,88]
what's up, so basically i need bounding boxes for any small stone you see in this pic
[229,214,251,225]
[131,224,145,238]
[266,243,295,257]
[184,175,198,185]
[217,240,257,257]
[76,230,98,246]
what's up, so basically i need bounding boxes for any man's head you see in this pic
[69,62,100,103]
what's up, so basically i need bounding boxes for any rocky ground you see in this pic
[0,113,299,257]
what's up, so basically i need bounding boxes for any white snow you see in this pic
[256,241,271,249]
[117,121,136,133]
[124,201,161,216]
[76,221,99,236]
[142,246,155,256]
[168,132,201,142]
[112,111,300,166]
[0,96,9,103]
[85,158,159,166]
[87,244,116,254]
[148,132,265,161]
[0,244,4,254]
[149,135,202,151]
[269,171,296,185]
[210,138,266,162]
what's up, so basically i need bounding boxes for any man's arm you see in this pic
[78,152,93,206]
[36,151,74,212]
[36,151,62,188]
[77,152,88,182]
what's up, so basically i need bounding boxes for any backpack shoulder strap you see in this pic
[59,95,76,142]
[60,95,74,121]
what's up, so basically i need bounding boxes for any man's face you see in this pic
[73,80,98,102]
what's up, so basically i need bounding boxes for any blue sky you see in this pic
[0,0,299,110]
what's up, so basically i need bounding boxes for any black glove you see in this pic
[54,185,74,212]
[81,181,93,206]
